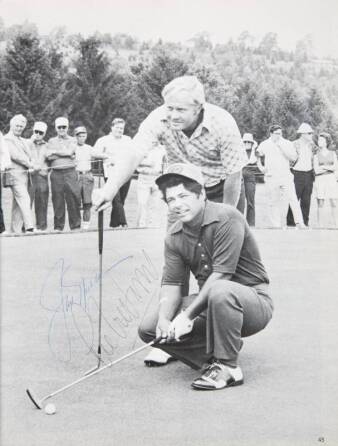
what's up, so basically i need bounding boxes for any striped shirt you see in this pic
[133,103,247,187]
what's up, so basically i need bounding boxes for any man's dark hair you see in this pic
[319,132,332,148]
[112,118,125,126]
[158,175,203,202]
[269,124,282,134]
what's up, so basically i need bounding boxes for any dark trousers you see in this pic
[29,174,49,230]
[0,175,5,233]
[204,178,245,211]
[50,168,81,230]
[293,170,314,226]
[139,283,273,369]
[243,171,256,226]
[236,178,246,214]
[104,178,131,227]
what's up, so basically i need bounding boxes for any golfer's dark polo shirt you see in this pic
[162,201,269,289]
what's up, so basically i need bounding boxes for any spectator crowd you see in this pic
[0,114,167,235]
[0,78,337,236]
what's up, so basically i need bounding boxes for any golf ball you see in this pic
[44,403,56,415]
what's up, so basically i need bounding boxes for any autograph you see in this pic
[39,250,159,362]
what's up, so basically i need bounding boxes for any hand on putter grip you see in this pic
[156,318,171,343]
[168,312,194,341]
[92,188,111,212]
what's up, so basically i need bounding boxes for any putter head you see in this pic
[26,388,42,409]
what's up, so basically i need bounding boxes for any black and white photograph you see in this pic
[1,1,338,445]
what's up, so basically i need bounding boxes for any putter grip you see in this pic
[98,211,104,254]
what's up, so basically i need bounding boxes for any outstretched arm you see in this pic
[93,149,145,210]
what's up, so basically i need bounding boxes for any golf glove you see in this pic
[168,312,194,341]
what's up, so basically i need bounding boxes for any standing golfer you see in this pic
[94,75,247,365]
[138,163,273,390]
[93,75,247,210]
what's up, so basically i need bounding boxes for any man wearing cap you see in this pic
[242,133,261,226]
[257,125,305,228]
[94,118,133,228]
[93,75,247,212]
[138,162,273,390]
[46,117,81,231]
[4,114,35,233]
[74,126,96,230]
[291,123,318,227]
[28,121,49,231]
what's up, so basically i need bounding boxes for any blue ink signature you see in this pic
[39,250,159,363]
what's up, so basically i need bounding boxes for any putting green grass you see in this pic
[1,224,338,446]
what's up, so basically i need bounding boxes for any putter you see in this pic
[26,337,161,409]
[84,208,104,375]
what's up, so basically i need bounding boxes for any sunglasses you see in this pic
[34,130,44,135]
[57,126,67,129]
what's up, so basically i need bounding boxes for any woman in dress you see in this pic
[313,132,338,228]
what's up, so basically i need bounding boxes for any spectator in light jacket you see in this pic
[4,114,35,233]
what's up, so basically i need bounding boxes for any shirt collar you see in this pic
[168,200,220,235]
[6,131,23,141]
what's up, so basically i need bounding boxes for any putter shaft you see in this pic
[26,337,161,409]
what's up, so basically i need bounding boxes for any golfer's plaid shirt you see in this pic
[133,103,247,187]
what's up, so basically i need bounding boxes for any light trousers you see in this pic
[136,177,161,227]
[10,172,34,233]
[265,176,304,227]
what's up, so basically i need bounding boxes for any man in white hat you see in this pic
[28,121,49,231]
[138,162,273,390]
[4,114,35,233]
[93,75,247,211]
[46,117,81,231]
[291,123,317,226]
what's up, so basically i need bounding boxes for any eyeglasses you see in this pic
[57,126,67,130]
[34,130,44,135]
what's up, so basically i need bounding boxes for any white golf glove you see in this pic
[168,312,194,341]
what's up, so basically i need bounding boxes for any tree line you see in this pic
[1,21,338,147]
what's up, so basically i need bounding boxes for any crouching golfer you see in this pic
[138,163,273,390]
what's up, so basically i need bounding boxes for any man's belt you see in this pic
[205,179,225,189]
